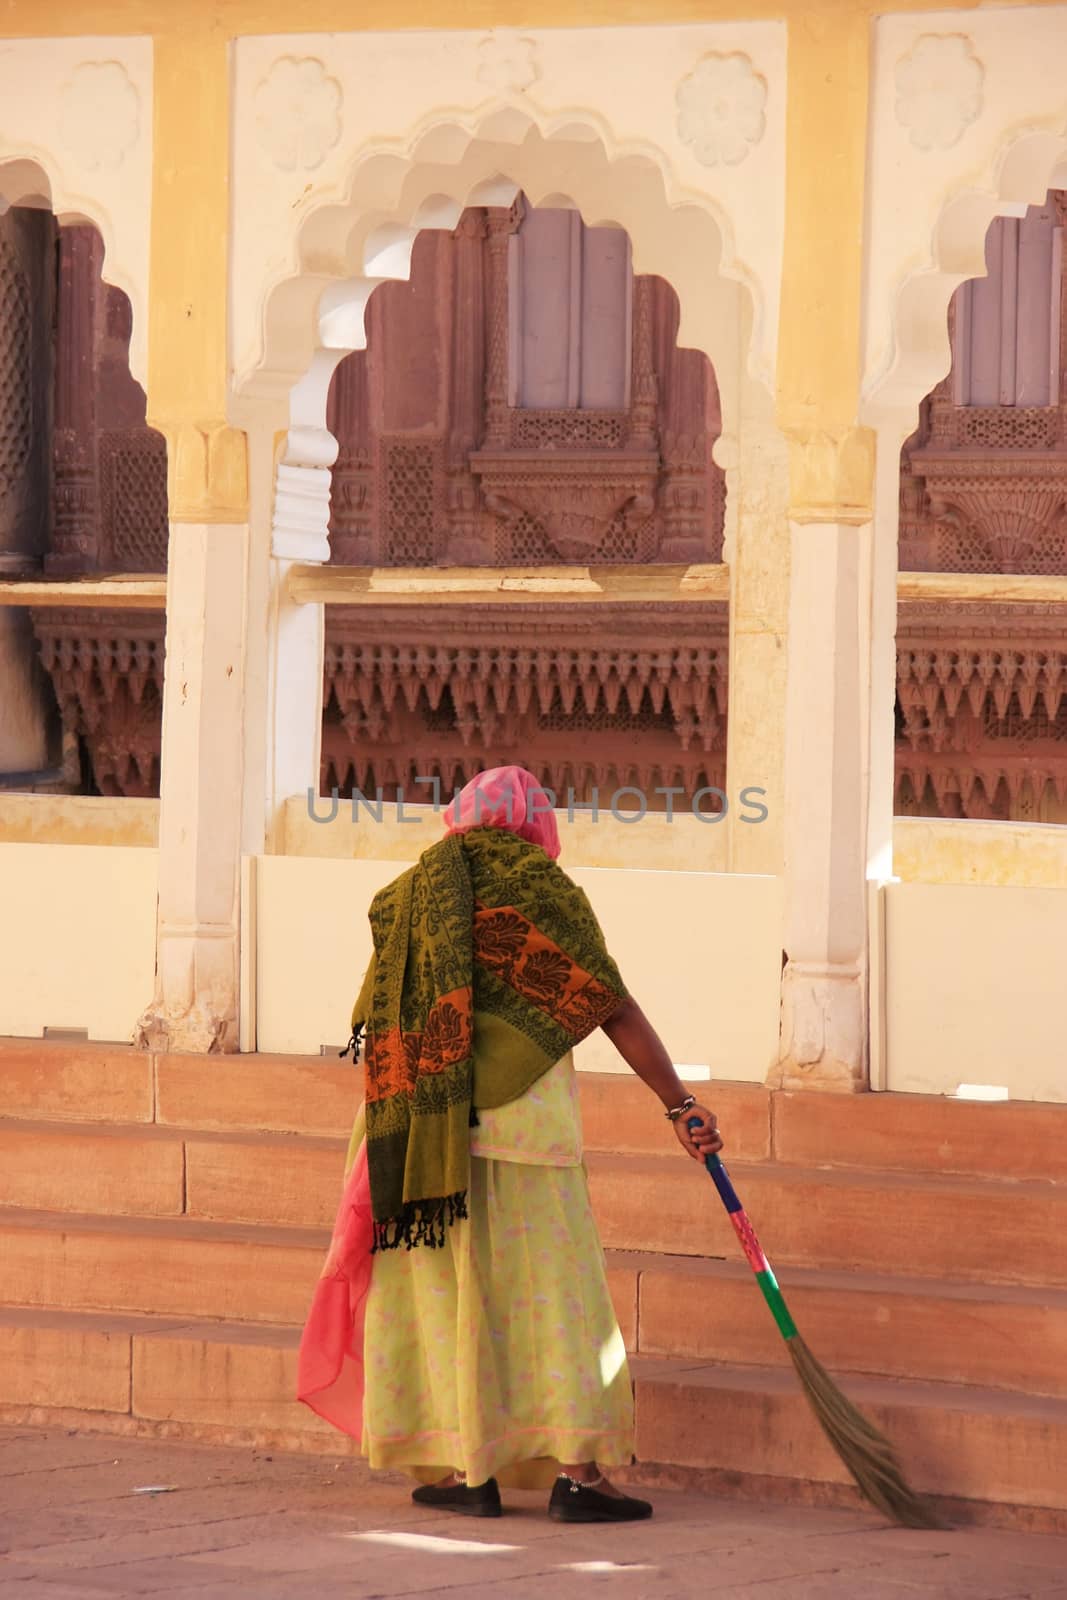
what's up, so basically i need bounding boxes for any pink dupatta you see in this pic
[296,1137,373,1438]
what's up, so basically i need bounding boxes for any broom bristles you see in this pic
[788,1335,945,1530]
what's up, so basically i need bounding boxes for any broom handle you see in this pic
[687,1118,798,1343]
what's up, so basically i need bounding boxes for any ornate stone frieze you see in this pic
[894,34,984,152]
[895,600,1067,818]
[321,601,730,804]
[676,52,767,168]
[30,608,164,797]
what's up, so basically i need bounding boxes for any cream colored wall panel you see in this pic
[0,38,154,386]
[568,866,782,1082]
[230,21,787,399]
[0,843,157,1042]
[254,856,404,1055]
[253,853,782,1082]
[884,881,1067,1102]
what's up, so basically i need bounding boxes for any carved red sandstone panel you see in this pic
[900,191,1067,577]
[325,203,726,567]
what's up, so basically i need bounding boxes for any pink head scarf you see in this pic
[442,765,561,859]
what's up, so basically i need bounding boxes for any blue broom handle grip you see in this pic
[687,1115,743,1215]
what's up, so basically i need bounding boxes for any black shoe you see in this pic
[411,1476,502,1517]
[549,1473,652,1523]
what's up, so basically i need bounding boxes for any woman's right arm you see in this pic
[600,996,723,1163]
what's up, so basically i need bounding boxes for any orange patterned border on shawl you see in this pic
[364,987,473,1104]
[473,904,621,1036]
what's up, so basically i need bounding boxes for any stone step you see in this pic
[0,1209,637,1338]
[3,1118,1065,1288]
[0,1208,328,1326]
[2,1206,1062,1402]
[2,1305,1063,1519]
[0,1306,329,1445]
[633,1358,1067,1517]
[0,1118,349,1230]
[5,1037,1067,1182]
[0,1118,187,1218]
[156,1056,777,1163]
[589,1153,1067,1289]
[770,1086,1067,1186]
[629,1254,1067,1399]
[0,1040,154,1125]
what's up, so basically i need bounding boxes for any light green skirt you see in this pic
[361,1154,634,1488]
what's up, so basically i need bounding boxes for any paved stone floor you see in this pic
[2,1428,1067,1599]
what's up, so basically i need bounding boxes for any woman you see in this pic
[298,765,722,1522]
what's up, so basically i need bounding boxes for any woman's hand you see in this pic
[672,1104,723,1163]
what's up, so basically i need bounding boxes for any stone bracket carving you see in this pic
[471,450,659,560]
[906,444,1067,574]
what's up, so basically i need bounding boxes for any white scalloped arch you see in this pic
[0,155,147,390]
[862,126,1067,429]
[237,111,763,441]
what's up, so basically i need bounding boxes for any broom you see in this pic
[687,1120,943,1530]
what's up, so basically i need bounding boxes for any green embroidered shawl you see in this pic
[347,828,628,1249]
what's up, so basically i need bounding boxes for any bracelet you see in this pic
[665,1094,697,1123]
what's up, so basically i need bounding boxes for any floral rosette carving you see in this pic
[894,34,984,152]
[676,52,767,168]
[476,31,540,95]
[255,56,343,172]
[60,62,140,173]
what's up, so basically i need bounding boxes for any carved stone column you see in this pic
[629,275,658,453]
[653,277,720,563]
[775,427,879,1093]
[447,209,490,561]
[327,355,374,565]
[483,205,521,449]
[48,226,99,576]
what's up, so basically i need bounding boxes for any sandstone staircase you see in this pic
[1,1039,1066,1526]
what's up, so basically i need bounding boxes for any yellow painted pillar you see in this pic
[136,29,251,1053]
[773,9,884,1091]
